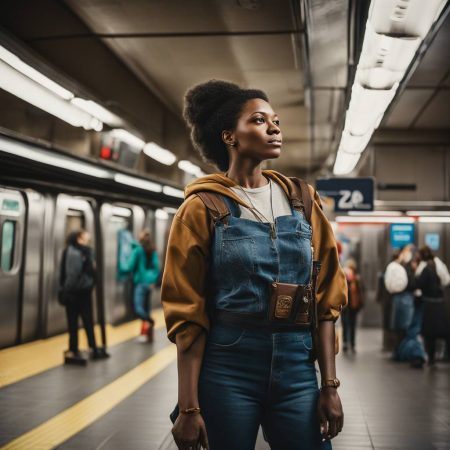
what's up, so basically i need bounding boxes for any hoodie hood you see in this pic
[184,170,295,207]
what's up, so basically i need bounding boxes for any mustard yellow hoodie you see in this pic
[161,170,347,351]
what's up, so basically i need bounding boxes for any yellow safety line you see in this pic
[1,344,177,450]
[0,308,166,388]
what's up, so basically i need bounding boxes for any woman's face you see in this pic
[77,231,90,246]
[229,98,282,163]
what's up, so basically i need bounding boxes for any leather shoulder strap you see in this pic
[195,191,230,223]
[288,177,313,226]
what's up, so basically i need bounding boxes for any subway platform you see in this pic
[0,308,449,450]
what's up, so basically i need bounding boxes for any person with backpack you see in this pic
[59,229,109,361]
[415,246,450,365]
[122,229,160,342]
[342,259,364,353]
[161,80,347,450]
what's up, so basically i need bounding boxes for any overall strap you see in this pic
[288,177,313,226]
[195,191,231,224]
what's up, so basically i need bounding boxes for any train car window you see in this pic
[1,220,16,272]
[66,210,86,237]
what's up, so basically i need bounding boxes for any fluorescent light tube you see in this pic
[344,83,398,135]
[369,0,447,38]
[418,217,450,223]
[407,211,450,216]
[143,143,177,166]
[0,60,102,130]
[356,23,421,89]
[0,136,111,178]
[178,160,203,177]
[348,211,403,216]
[71,98,122,127]
[162,186,184,199]
[114,173,162,192]
[0,45,74,100]
[333,151,361,175]
[336,216,415,224]
[111,129,145,149]
[338,129,374,154]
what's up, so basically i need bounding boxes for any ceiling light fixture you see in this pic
[143,142,177,166]
[0,136,111,178]
[336,216,415,224]
[71,98,122,127]
[0,45,74,100]
[333,0,447,175]
[111,129,145,149]
[162,186,184,199]
[178,160,204,177]
[114,173,162,192]
[0,60,103,130]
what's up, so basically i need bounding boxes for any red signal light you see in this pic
[100,146,112,159]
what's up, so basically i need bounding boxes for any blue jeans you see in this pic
[199,324,331,450]
[133,283,152,322]
[390,292,414,331]
[395,302,426,362]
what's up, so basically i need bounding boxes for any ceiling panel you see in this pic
[408,14,450,87]
[384,89,434,128]
[414,89,450,128]
[65,0,295,34]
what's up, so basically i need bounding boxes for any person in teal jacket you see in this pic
[123,229,160,341]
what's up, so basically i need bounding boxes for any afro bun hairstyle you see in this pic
[183,80,268,171]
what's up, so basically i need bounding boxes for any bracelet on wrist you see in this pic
[180,407,201,415]
[320,378,340,389]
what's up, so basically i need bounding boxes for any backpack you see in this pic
[194,177,314,227]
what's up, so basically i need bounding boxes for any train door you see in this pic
[44,195,95,337]
[20,190,46,343]
[0,188,25,348]
[100,204,135,324]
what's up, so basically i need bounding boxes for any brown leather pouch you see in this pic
[268,282,312,325]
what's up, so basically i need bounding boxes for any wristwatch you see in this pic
[321,378,340,389]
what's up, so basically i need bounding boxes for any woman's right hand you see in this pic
[172,413,209,450]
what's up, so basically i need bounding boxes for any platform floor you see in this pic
[1,322,449,450]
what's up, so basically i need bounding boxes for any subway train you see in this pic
[0,132,179,349]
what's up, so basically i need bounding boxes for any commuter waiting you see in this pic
[162,80,347,450]
[121,229,160,342]
[59,230,109,362]
[415,246,450,365]
[342,259,364,353]
[384,244,426,366]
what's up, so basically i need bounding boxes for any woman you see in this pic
[415,246,450,365]
[59,229,108,360]
[161,80,347,450]
[342,259,363,353]
[123,229,160,342]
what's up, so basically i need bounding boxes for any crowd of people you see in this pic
[384,244,450,368]
[58,228,160,363]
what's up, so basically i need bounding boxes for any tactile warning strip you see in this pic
[1,344,176,450]
[0,308,166,388]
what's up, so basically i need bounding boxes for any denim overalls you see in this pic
[199,195,331,450]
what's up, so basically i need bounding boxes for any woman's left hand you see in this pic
[317,388,344,441]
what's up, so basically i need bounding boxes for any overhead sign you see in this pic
[316,178,374,212]
[390,223,415,249]
[425,233,440,251]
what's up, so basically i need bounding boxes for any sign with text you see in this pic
[316,178,374,212]
[390,223,415,249]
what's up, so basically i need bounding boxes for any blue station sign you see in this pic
[316,177,374,212]
[390,223,415,249]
